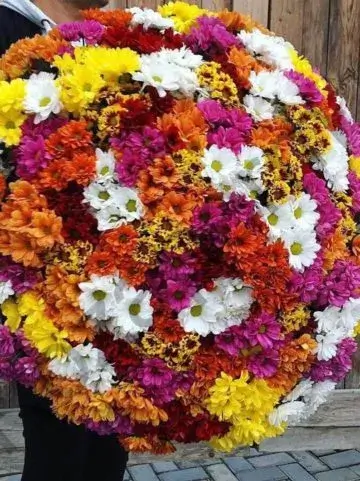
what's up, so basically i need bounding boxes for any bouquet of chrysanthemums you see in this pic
[1,1,360,454]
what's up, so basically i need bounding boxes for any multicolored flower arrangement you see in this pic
[1,2,360,454]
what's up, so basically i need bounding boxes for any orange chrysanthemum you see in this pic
[85,251,117,276]
[100,224,138,256]
[156,191,197,225]
[148,156,179,189]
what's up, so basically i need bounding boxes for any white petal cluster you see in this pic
[243,94,275,121]
[201,144,265,201]
[24,72,62,124]
[314,298,360,361]
[258,193,320,272]
[0,280,14,304]
[79,274,153,339]
[312,131,349,192]
[178,278,253,336]
[238,28,294,70]
[269,379,336,427]
[132,47,203,98]
[49,344,116,393]
[83,149,144,231]
[336,95,353,122]
[249,70,304,105]
[128,7,174,30]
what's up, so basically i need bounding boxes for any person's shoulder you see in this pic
[0,6,41,57]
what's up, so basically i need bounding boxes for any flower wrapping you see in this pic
[0,2,360,454]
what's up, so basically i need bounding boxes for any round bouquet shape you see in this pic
[1,2,360,454]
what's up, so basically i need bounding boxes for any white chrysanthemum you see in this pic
[133,51,200,98]
[237,145,265,179]
[269,401,306,427]
[113,187,144,222]
[249,70,278,99]
[78,275,119,321]
[336,95,353,122]
[85,365,116,393]
[178,289,225,336]
[83,181,117,210]
[314,298,360,339]
[312,131,349,192]
[283,230,320,271]
[94,205,126,231]
[341,298,360,335]
[275,194,320,231]
[24,72,61,124]
[95,148,116,182]
[276,72,304,105]
[201,145,238,186]
[214,277,253,326]
[128,7,174,30]
[285,379,314,402]
[257,204,290,240]
[156,46,203,69]
[238,28,294,70]
[48,356,79,379]
[0,280,14,304]
[303,381,336,418]
[243,95,275,121]
[315,329,344,361]
[314,306,341,334]
[110,287,154,337]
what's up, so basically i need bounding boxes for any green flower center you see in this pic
[152,75,162,83]
[98,191,110,200]
[83,83,92,92]
[268,213,278,226]
[126,199,137,212]
[190,305,202,317]
[244,160,254,170]
[40,96,51,107]
[93,290,106,301]
[5,121,15,129]
[100,166,110,175]
[291,242,303,255]
[129,303,141,316]
[294,207,302,219]
[211,160,222,172]
[259,325,267,334]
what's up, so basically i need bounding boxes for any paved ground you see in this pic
[2,449,360,480]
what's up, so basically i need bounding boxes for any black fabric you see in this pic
[19,386,128,481]
[0,6,42,57]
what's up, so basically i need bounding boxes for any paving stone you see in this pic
[312,451,337,457]
[159,467,208,481]
[247,448,262,457]
[320,451,360,469]
[248,453,294,468]
[2,477,21,481]
[224,457,254,473]
[351,464,360,476]
[280,463,317,481]
[315,468,360,481]
[290,452,328,473]
[129,464,159,481]
[176,461,201,469]
[206,464,238,481]
[152,461,178,473]
[236,466,288,481]
[123,470,131,481]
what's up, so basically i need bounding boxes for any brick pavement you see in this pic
[2,450,360,480]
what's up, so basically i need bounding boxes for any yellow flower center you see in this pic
[100,166,110,175]
[129,303,141,316]
[126,199,137,212]
[244,160,254,170]
[93,290,106,301]
[152,75,162,83]
[98,191,110,200]
[268,213,278,226]
[190,305,202,317]
[294,207,302,219]
[40,96,51,107]
[211,160,222,172]
[291,242,303,255]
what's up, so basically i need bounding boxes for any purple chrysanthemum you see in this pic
[248,348,279,378]
[349,171,360,214]
[59,20,104,45]
[317,260,360,308]
[244,312,281,349]
[186,16,239,56]
[226,194,255,226]
[0,359,13,382]
[13,357,40,387]
[86,415,133,436]
[15,135,50,179]
[158,251,197,279]
[285,70,323,103]
[133,358,174,388]
[161,279,197,312]
[0,325,15,358]
[208,126,244,153]
[341,118,360,157]
[289,252,324,303]
[0,257,38,294]
[303,173,342,238]
[215,325,247,356]
[310,338,357,382]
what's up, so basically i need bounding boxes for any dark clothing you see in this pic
[0,6,42,56]
[19,386,128,481]
[2,7,128,480]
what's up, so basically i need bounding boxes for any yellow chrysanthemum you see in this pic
[207,372,283,450]
[349,156,360,177]
[57,65,105,114]
[1,298,21,332]
[24,315,70,359]
[290,50,327,94]
[158,1,206,33]
[80,47,140,85]
[354,321,360,337]
[0,78,26,113]
[18,291,45,321]
[0,109,26,146]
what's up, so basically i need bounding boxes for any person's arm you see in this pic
[0,7,41,57]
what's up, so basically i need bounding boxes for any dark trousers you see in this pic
[18,385,128,481]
